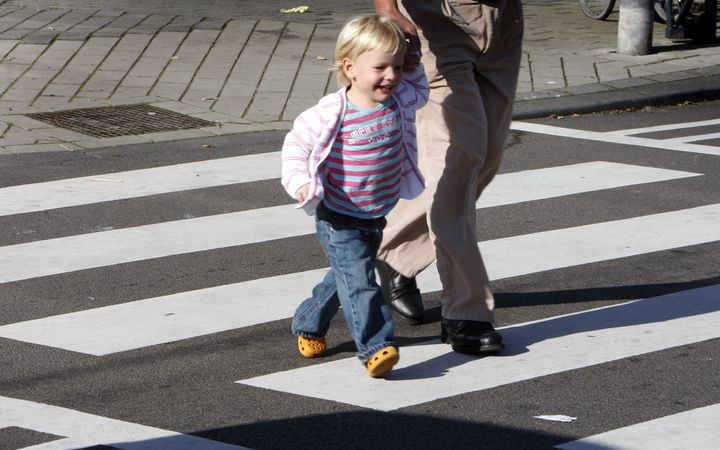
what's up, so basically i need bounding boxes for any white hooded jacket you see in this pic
[280,65,429,214]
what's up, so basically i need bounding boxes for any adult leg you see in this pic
[437,0,523,352]
[381,0,523,352]
[381,0,498,321]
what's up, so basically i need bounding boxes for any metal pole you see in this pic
[618,0,654,55]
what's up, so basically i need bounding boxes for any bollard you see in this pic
[618,0,654,55]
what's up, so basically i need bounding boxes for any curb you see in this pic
[513,70,720,120]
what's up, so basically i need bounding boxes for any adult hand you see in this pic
[373,0,421,56]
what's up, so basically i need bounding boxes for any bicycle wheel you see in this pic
[578,0,616,20]
[653,0,694,24]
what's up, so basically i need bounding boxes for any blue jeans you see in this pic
[292,202,395,363]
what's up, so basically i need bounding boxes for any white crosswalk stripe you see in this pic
[0,152,281,217]
[555,403,720,450]
[2,118,719,449]
[0,396,249,450]
[0,162,700,284]
[1,203,719,355]
[511,121,720,156]
[237,284,720,411]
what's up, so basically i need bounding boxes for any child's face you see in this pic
[343,50,404,109]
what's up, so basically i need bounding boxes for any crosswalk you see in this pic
[1,114,719,449]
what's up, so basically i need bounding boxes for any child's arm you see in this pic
[399,63,429,110]
[281,110,317,202]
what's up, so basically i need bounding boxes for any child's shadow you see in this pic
[386,341,492,380]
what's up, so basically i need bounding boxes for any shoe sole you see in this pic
[450,343,504,354]
[441,333,504,354]
[366,346,400,378]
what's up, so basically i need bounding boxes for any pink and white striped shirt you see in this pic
[281,65,429,215]
[322,97,403,219]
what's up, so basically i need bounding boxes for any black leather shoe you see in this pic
[376,260,424,325]
[440,319,504,354]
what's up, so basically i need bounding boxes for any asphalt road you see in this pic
[1,99,719,449]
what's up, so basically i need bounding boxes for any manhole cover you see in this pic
[27,104,215,138]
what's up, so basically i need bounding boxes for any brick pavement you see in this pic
[0,0,717,154]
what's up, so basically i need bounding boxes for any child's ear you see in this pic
[342,58,354,80]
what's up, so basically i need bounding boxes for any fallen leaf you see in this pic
[280,5,310,13]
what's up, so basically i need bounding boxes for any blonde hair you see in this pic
[334,14,407,87]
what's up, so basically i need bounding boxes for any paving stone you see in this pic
[120,76,155,88]
[92,13,147,37]
[244,91,287,121]
[161,16,203,33]
[57,30,93,41]
[111,86,149,97]
[5,142,81,153]
[142,32,184,58]
[129,14,175,35]
[0,40,19,58]
[149,82,185,100]
[74,90,110,99]
[72,134,148,149]
[21,31,59,45]
[5,43,45,64]
[0,6,38,34]
[1,87,39,102]
[41,8,97,33]
[0,114,51,129]
[0,123,46,143]
[58,13,117,40]
[30,96,74,109]
[204,122,270,135]
[51,65,96,84]
[32,125,90,141]
[142,127,215,142]
[193,18,230,30]
[12,76,52,89]
[80,79,118,92]
[189,110,246,123]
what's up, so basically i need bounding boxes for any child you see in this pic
[281,14,429,377]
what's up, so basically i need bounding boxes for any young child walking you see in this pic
[280,14,429,377]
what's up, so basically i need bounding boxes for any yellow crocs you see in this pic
[366,346,399,378]
[297,336,326,358]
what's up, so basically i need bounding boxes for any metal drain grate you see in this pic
[27,104,215,138]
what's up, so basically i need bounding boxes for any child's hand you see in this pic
[403,34,421,72]
[296,183,310,203]
[403,50,421,72]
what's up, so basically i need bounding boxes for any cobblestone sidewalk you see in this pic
[0,0,717,154]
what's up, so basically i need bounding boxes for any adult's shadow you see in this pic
[388,280,720,380]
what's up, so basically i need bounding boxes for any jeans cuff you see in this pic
[293,330,325,339]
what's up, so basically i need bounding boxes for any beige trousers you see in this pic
[378,0,524,322]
